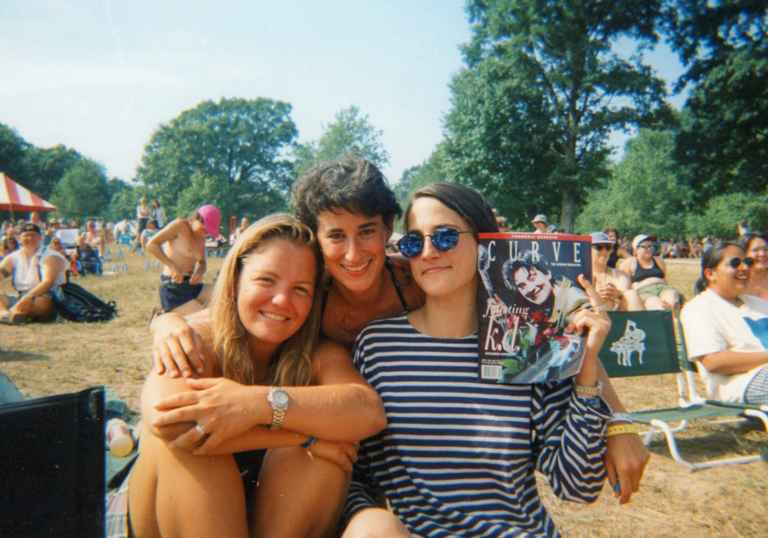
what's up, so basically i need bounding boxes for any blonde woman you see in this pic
[107,214,385,538]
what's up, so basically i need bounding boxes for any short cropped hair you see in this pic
[291,157,401,231]
[502,250,552,291]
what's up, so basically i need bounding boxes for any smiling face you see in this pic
[591,243,611,267]
[747,237,768,272]
[513,265,554,306]
[406,197,478,300]
[706,245,750,301]
[636,240,654,261]
[236,238,316,351]
[316,208,392,293]
[19,230,41,251]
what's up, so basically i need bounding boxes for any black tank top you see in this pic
[630,257,665,284]
[320,257,411,317]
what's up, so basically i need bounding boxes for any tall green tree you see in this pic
[137,97,298,222]
[576,129,692,238]
[24,145,84,201]
[0,124,29,183]
[445,0,672,231]
[665,0,768,202]
[51,159,110,220]
[293,106,389,178]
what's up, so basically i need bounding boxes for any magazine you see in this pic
[476,233,593,384]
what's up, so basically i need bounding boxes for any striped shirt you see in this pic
[346,315,610,537]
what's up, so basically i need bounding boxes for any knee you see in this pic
[343,509,410,538]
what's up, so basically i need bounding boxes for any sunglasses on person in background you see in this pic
[725,257,754,269]
[397,228,475,258]
[592,244,613,252]
[637,244,655,250]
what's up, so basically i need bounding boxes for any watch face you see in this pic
[273,390,289,407]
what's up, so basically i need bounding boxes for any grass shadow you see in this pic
[0,351,50,363]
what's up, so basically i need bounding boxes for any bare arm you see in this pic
[699,350,768,375]
[146,218,187,279]
[0,256,13,282]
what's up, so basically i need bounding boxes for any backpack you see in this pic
[54,281,117,323]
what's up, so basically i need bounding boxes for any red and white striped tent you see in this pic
[1,173,57,217]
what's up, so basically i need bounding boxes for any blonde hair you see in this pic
[210,213,323,387]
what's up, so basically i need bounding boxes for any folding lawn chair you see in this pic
[599,310,768,471]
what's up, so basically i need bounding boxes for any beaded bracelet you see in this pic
[301,436,318,450]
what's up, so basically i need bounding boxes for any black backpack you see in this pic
[54,281,117,323]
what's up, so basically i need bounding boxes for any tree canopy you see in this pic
[50,159,110,220]
[665,0,768,202]
[293,106,389,178]
[444,0,672,231]
[137,97,298,222]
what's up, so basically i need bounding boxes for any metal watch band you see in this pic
[269,407,286,431]
[573,380,602,399]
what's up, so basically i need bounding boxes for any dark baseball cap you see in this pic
[21,223,42,234]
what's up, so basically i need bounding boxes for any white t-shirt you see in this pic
[681,289,768,402]
[8,245,67,294]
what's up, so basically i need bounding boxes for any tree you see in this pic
[51,159,110,220]
[445,0,672,231]
[665,0,768,202]
[293,106,389,178]
[575,129,692,238]
[0,123,29,183]
[104,178,138,222]
[686,191,768,238]
[23,145,84,201]
[137,97,298,222]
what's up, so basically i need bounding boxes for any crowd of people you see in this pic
[4,158,767,536]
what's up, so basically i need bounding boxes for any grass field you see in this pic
[1,251,767,536]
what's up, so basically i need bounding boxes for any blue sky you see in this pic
[0,0,686,185]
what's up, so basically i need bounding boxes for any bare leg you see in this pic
[128,432,248,538]
[251,446,349,538]
[644,296,666,310]
[0,295,10,318]
[659,288,680,310]
[342,508,411,538]
[11,296,56,321]
[620,289,645,311]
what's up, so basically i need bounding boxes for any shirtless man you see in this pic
[146,205,220,315]
[77,220,105,257]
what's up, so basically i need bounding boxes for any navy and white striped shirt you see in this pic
[346,315,610,538]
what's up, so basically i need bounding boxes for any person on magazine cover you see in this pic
[503,249,591,333]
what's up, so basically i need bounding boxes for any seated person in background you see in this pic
[620,234,682,310]
[591,232,644,311]
[662,238,678,259]
[146,205,220,315]
[677,237,690,259]
[234,217,250,241]
[48,237,66,256]
[681,242,768,404]
[689,235,702,259]
[1,235,19,260]
[140,219,160,253]
[78,219,105,257]
[604,228,631,268]
[0,223,67,324]
[739,232,768,303]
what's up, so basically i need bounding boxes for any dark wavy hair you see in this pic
[502,250,552,291]
[404,182,499,235]
[291,157,401,231]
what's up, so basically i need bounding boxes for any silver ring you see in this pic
[195,424,206,435]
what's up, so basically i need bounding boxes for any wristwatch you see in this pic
[267,386,290,431]
[573,380,603,399]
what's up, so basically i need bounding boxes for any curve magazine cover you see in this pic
[477,233,593,384]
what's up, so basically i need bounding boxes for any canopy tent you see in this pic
[1,173,57,219]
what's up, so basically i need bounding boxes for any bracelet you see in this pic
[301,436,318,450]
[606,423,639,437]
[608,413,634,425]
[573,380,603,399]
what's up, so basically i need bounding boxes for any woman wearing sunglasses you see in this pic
[681,242,768,404]
[591,232,644,311]
[738,232,768,303]
[619,234,682,310]
[343,183,612,537]
[151,158,649,508]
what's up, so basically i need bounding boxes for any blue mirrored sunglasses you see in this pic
[397,228,474,258]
